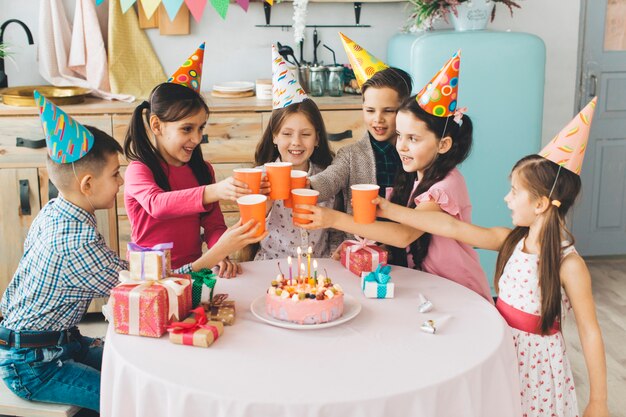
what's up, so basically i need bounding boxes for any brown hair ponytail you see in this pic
[494,154,581,334]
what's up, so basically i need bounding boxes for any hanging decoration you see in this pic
[292,0,308,44]
[103,0,275,22]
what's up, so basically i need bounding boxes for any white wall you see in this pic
[0,0,580,143]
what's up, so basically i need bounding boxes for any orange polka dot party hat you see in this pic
[34,90,94,164]
[416,50,461,118]
[168,42,205,93]
[538,97,597,175]
[339,32,388,88]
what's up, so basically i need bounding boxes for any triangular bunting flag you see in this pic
[185,0,207,22]
[140,0,161,19]
[538,97,597,175]
[120,0,137,13]
[235,0,249,11]
[162,0,185,20]
[210,0,229,19]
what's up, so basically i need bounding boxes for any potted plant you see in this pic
[404,0,520,32]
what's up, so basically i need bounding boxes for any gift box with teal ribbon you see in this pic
[360,264,394,299]
[190,269,217,308]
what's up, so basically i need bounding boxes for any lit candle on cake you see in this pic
[287,256,293,285]
[313,259,318,281]
[307,246,312,279]
[300,263,306,284]
[296,247,302,279]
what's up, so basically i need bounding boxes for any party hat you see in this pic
[167,42,205,93]
[416,50,461,118]
[539,97,597,175]
[34,91,94,164]
[272,44,308,109]
[339,32,388,88]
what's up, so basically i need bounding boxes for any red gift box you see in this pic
[340,237,388,276]
[111,273,192,338]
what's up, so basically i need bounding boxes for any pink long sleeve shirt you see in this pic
[124,160,227,269]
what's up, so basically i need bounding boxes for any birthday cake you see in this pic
[266,274,344,325]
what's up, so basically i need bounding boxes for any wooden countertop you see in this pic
[0,93,363,116]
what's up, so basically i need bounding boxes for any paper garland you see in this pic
[109,0,272,21]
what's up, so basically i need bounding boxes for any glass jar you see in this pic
[309,66,327,97]
[327,66,344,97]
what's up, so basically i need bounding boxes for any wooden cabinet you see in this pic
[0,94,363,305]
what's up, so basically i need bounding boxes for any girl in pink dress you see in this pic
[297,97,492,302]
[372,153,609,417]
[124,82,267,277]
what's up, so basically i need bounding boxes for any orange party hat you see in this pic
[167,42,205,93]
[416,50,461,118]
[539,97,597,175]
[339,32,388,88]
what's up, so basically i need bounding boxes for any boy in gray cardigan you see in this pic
[310,67,413,215]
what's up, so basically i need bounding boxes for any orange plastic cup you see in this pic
[291,189,319,225]
[265,162,293,200]
[351,184,380,224]
[236,194,267,237]
[284,170,308,209]
[233,168,263,194]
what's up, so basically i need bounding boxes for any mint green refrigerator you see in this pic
[387,30,545,294]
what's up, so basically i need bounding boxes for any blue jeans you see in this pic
[0,335,103,411]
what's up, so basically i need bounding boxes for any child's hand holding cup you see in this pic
[351,184,380,224]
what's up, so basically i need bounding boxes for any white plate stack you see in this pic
[211,81,255,98]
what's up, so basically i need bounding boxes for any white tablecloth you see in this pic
[101,259,521,417]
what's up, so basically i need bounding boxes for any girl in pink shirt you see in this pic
[124,82,267,277]
[296,97,492,302]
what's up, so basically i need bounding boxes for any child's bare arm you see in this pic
[561,254,609,417]
[376,197,510,251]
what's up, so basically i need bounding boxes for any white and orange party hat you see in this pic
[272,44,308,109]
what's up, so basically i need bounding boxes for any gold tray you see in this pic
[1,86,91,107]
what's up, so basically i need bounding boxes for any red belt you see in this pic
[496,298,559,336]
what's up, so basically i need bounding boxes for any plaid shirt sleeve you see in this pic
[63,233,129,298]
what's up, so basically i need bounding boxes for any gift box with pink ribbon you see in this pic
[167,307,224,348]
[111,271,192,338]
[127,242,173,281]
[339,235,388,276]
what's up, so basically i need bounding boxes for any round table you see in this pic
[101,259,521,417]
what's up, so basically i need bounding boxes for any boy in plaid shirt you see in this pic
[0,93,127,412]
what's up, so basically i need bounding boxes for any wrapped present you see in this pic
[127,242,173,281]
[169,273,193,319]
[201,293,235,325]
[167,307,224,348]
[111,271,192,338]
[361,264,394,298]
[190,269,216,308]
[340,235,388,276]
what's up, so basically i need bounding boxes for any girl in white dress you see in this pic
[370,153,609,417]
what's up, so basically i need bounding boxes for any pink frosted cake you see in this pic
[266,275,344,325]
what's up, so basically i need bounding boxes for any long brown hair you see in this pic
[255,99,334,167]
[124,82,212,191]
[389,97,473,269]
[494,154,582,334]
